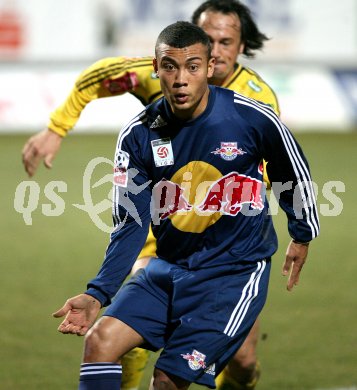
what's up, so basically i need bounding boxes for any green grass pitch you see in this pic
[0,132,356,389]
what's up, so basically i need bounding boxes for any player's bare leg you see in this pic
[216,320,260,390]
[83,317,144,362]
[79,316,144,390]
[120,256,152,390]
[152,368,190,390]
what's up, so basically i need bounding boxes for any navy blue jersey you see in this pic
[87,86,319,306]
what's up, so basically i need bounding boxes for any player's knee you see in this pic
[83,323,115,361]
[232,335,258,369]
[152,368,190,390]
[231,350,257,370]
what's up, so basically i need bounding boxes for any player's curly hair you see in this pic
[155,21,212,59]
[191,0,268,58]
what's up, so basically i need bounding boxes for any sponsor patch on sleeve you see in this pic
[113,150,130,187]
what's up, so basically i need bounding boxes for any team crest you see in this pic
[181,350,207,371]
[211,142,246,161]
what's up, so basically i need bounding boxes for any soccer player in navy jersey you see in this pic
[53,21,319,390]
[30,2,283,388]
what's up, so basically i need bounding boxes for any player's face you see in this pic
[154,43,215,120]
[196,11,244,86]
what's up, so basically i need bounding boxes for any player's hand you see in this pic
[282,240,309,291]
[52,294,101,336]
[22,128,63,177]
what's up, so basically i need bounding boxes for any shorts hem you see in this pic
[154,361,216,389]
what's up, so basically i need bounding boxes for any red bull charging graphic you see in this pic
[152,169,264,224]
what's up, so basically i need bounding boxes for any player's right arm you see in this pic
[53,113,152,335]
[22,56,158,177]
[85,112,153,307]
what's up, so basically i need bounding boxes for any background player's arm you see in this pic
[22,128,63,177]
[22,56,151,176]
[48,57,144,137]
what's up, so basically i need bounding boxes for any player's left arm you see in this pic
[261,115,319,241]
[258,110,320,290]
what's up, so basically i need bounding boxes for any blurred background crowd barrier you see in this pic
[0,0,356,132]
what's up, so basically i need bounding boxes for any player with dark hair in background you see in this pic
[24,1,280,389]
[53,19,319,390]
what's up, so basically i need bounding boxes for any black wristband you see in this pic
[292,239,310,246]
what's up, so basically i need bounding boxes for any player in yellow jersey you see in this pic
[23,1,279,389]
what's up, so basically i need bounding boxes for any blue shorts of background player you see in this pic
[104,257,271,388]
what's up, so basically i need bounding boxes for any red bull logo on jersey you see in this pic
[152,169,264,225]
[211,142,247,161]
[197,172,264,215]
[181,350,207,371]
[152,178,193,220]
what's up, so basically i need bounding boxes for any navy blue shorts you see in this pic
[104,258,271,388]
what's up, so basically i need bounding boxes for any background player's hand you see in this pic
[282,240,309,291]
[52,294,101,336]
[22,128,63,177]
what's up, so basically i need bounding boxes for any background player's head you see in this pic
[153,21,215,120]
[191,0,268,85]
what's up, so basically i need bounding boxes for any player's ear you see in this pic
[153,58,158,74]
[207,57,215,78]
[238,42,245,55]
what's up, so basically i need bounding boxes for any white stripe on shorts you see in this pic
[223,260,266,337]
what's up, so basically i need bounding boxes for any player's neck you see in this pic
[209,64,238,87]
[209,72,233,87]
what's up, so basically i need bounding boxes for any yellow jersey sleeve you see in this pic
[137,226,157,259]
[48,56,162,136]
